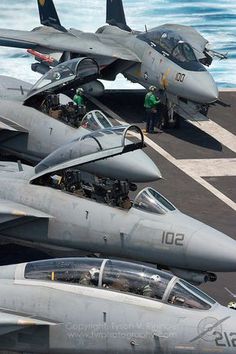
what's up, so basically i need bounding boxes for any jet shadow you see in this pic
[0,244,49,266]
[164,118,223,152]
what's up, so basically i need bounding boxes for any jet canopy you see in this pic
[80,110,113,131]
[137,27,205,71]
[32,125,144,179]
[25,57,99,102]
[23,258,216,310]
[133,187,176,214]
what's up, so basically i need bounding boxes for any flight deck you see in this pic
[0,90,235,308]
[90,89,236,306]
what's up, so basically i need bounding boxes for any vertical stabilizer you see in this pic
[37,0,67,32]
[106,0,131,32]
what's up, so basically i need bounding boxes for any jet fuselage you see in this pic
[0,173,236,279]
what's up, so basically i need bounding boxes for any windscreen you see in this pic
[167,280,214,310]
[81,111,113,131]
[133,187,176,214]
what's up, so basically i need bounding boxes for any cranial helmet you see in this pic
[150,274,161,283]
[149,85,157,92]
[228,301,236,310]
[76,87,84,94]
[89,267,100,279]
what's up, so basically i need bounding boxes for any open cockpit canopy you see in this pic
[31,125,144,181]
[24,57,99,105]
[22,257,216,310]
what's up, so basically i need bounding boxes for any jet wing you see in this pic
[0,310,57,336]
[0,116,28,151]
[0,28,141,63]
[0,198,52,230]
[0,199,52,243]
[0,116,28,133]
[0,199,52,221]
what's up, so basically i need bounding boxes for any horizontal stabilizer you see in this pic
[0,199,52,219]
[0,116,28,133]
[0,309,56,336]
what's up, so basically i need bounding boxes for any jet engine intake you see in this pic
[81,80,105,97]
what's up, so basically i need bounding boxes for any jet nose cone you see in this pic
[201,75,218,103]
[186,227,236,272]
[183,71,218,103]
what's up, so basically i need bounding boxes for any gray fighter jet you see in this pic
[0,256,235,353]
[0,0,226,127]
[0,58,160,183]
[0,127,235,285]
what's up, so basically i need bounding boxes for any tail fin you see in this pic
[37,0,67,32]
[106,0,131,32]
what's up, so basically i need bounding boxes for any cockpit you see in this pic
[24,258,216,310]
[28,58,99,96]
[23,58,103,129]
[137,28,205,71]
[32,125,145,210]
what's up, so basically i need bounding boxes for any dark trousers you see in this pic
[146,108,157,132]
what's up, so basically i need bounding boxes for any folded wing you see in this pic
[0,27,141,63]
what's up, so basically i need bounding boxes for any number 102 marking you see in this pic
[161,231,185,246]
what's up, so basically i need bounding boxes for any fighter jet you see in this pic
[0,58,160,183]
[0,127,235,285]
[0,0,226,127]
[0,256,235,353]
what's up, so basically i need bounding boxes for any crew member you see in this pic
[142,274,162,299]
[228,301,236,310]
[73,88,87,116]
[144,86,161,134]
[79,267,99,286]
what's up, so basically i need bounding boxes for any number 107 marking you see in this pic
[161,231,185,246]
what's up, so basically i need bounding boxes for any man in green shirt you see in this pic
[144,85,161,133]
[73,87,85,106]
[73,87,87,118]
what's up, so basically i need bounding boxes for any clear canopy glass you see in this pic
[133,187,176,214]
[24,258,215,310]
[80,110,113,131]
[138,28,197,62]
[28,58,99,97]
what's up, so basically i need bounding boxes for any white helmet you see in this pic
[76,87,84,94]
[89,267,99,279]
[150,274,161,283]
[228,301,236,310]
[149,85,157,92]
